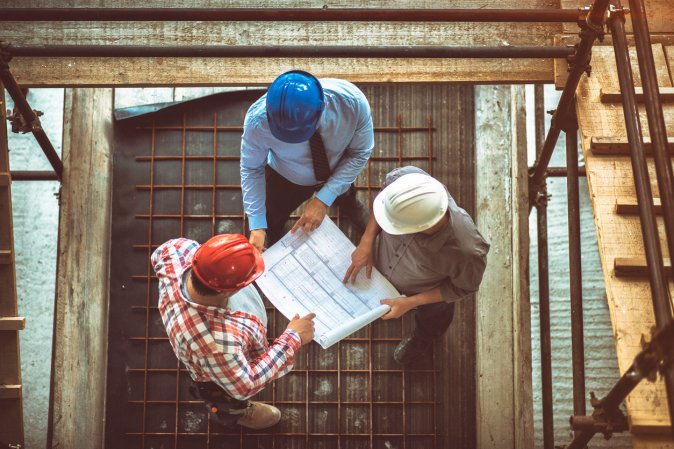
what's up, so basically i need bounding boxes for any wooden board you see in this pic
[9,56,556,87]
[0,1,564,85]
[591,136,674,154]
[50,88,113,449]
[575,44,673,433]
[616,197,663,214]
[560,0,674,35]
[0,86,24,449]
[0,317,26,331]
[554,35,674,89]
[601,86,674,102]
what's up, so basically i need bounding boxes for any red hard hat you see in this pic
[191,234,265,292]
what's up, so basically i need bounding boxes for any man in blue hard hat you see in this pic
[240,70,374,251]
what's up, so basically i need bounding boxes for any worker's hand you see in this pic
[342,242,374,284]
[287,313,316,346]
[249,229,267,253]
[291,198,327,235]
[380,297,414,320]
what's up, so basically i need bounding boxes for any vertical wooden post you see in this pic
[475,85,533,449]
[50,88,113,449]
[0,83,25,449]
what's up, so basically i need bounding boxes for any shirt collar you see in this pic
[415,212,453,251]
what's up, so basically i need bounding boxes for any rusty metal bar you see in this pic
[0,55,63,180]
[529,0,611,203]
[6,44,575,59]
[565,105,586,424]
[0,8,584,22]
[545,166,586,177]
[610,3,674,432]
[533,84,554,449]
[9,170,59,181]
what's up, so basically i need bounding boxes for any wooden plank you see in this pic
[591,136,674,155]
[601,86,674,103]
[0,384,22,399]
[476,85,532,449]
[9,57,556,86]
[0,84,24,449]
[0,317,25,331]
[4,0,561,7]
[0,4,563,85]
[575,44,673,431]
[616,197,662,214]
[554,35,674,89]
[633,434,674,449]
[614,257,672,277]
[51,88,113,449]
[560,0,674,35]
[0,250,11,264]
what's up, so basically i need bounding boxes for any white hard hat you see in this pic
[373,173,449,235]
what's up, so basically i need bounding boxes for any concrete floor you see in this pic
[7,86,631,449]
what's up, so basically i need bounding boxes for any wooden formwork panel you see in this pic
[575,44,674,444]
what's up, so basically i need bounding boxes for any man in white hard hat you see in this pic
[343,166,489,365]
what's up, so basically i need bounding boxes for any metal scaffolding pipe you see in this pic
[529,0,611,196]
[628,0,674,302]
[565,109,586,424]
[10,170,59,181]
[610,8,674,432]
[546,166,586,177]
[0,58,63,181]
[0,8,585,22]
[6,44,575,59]
[534,84,555,449]
[565,321,674,449]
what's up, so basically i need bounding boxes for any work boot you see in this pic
[236,401,282,429]
[393,332,433,366]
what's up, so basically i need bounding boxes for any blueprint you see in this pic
[256,217,400,349]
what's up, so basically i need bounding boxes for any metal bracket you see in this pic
[636,325,674,382]
[6,105,42,134]
[570,393,629,440]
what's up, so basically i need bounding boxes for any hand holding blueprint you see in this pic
[256,216,400,349]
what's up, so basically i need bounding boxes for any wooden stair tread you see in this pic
[600,86,674,103]
[0,384,22,399]
[0,317,26,331]
[614,257,672,277]
[615,197,662,214]
[591,136,674,155]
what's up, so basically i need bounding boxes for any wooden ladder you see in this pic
[575,44,674,448]
[0,86,25,447]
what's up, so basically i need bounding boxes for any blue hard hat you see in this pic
[266,70,324,144]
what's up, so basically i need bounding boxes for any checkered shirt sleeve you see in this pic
[152,238,302,400]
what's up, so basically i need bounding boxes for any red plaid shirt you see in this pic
[152,238,301,400]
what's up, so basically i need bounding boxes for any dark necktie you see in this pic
[309,130,331,182]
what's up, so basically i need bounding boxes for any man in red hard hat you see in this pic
[152,234,315,429]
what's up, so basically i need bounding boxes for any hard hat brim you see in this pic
[373,175,449,235]
[268,120,317,144]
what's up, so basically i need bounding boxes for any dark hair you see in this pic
[189,270,220,297]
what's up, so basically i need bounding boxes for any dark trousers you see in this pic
[189,381,248,427]
[265,166,370,245]
[414,301,456,339]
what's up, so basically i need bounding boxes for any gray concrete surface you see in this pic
[8,86,633,449]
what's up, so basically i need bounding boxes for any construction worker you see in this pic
[343,166,489,365]
[240,70,373,251]
[152,234,315,429]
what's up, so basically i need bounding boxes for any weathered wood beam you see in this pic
[0,384,22,399]
[591,136,674,154]
[50,88,113,449]
[600,86,674,103]
[0,317,25,330]
[475,85,533,449]
[614,257,672,277]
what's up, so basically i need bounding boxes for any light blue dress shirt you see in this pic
[240,78,374,230]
